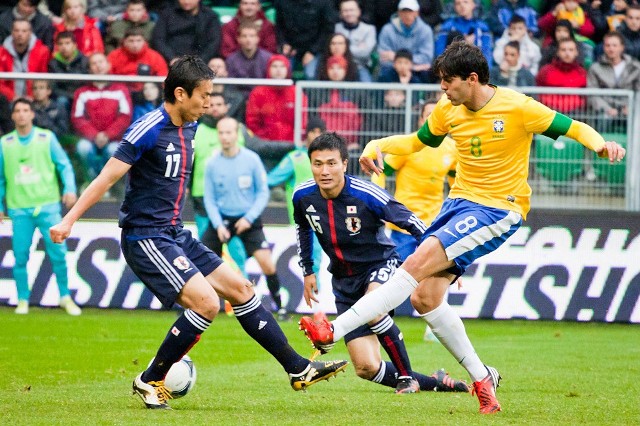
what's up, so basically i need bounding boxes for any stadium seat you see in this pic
[593,133,627,184]
[213,6,238,24]
[534,135,584,182]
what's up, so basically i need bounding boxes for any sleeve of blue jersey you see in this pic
[348,176,390,217]
[291,190,315,276]
[114,115,164,164]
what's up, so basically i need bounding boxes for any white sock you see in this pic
[332,269,418,341]
[421,301,488,382]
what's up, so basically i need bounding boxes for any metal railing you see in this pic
[1,72,636,211]
[295,81,638,211]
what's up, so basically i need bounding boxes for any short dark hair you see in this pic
[237,21,259,36]
[505,40,520,52]
[509,14,526,26]
[123,27,145,39]
[55,30,76,43]
[211,92,227,103]
[432,40,490,84]
[127,0,146,6]
[306,116,326,134]
[164,55,215,104]
[420,97,438,116]
[12,97,33,112]
[308,132,349,161]
[604,31,625,46]
[394,49,413,62]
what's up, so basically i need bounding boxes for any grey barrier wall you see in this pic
[1,214,639,323]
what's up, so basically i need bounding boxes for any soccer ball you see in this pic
[148,355,197,398]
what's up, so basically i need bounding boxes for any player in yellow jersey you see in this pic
[298,41,626,415]
[372,100,456,343]
[373,100,457,263]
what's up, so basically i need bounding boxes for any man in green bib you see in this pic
[0,98,80,315]
[267,116,326,280]
[192,93,293,278]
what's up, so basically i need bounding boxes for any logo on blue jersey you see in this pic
[166,143,176,152]
[347,205,357,214]
[173,256,193,273]
[493,119,504,133]
[345,217,361,235]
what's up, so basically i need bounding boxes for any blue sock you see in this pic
[370,361,439,390]
[233,295,308,374]
[370,361,400,387]
[142,309,210,382]
[413,371,439,391]
[371,316,413,377]
[265,274,282,310]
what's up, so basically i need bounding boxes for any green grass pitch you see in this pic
[1,307,639,425]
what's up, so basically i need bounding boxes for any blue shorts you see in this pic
[423,198,522,276]
[389,230,419,262]
[121,226,223,308]
[333,257,399,343]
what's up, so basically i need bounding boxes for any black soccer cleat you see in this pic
[431,368,471,393]
[395,376,420,394]
[289,360,349,391]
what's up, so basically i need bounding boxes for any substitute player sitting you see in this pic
[294,132,469,394]
[299,41,625,414]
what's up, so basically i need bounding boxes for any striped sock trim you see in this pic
[184,309,211,332]
[369,315,394,334]
[371,361,386,383]
[232,295,261,317]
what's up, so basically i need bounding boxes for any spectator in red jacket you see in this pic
[0,18,50,101]
[317,55,362,149]
[107,27,168,94]
[71,52,132,180]
[538,0,595,47]
[53,0,104,56]
[220,0,277,58]
[245,54,307,143]
[536,37,587,113]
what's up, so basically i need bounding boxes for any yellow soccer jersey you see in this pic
[384,137,457,233]
[419,87,604,218]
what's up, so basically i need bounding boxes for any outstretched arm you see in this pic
[359,134,427,175]
[50,157,131,243]
[565,120,626,162]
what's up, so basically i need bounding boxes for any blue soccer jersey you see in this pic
[114,106,198,228]
[292,175,427,278]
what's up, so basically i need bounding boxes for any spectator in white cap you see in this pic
[377,0,434,83]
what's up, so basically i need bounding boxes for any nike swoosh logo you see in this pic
[450,123,460,128]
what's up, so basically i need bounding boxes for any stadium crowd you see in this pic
[0,0,638,188]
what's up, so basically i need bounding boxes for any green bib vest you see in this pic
[285,149,313,223]
[1,128,60,209]
[192,123,246,197]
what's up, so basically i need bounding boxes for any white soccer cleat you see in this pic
[60,296,82,316]
[15,300,28,315]
[132,373,173,409]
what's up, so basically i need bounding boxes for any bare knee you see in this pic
[190,295,220,321]
[353,361,380,380]
[402,237,451,282]
[220,276,255,305]
[410,277,450,314]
